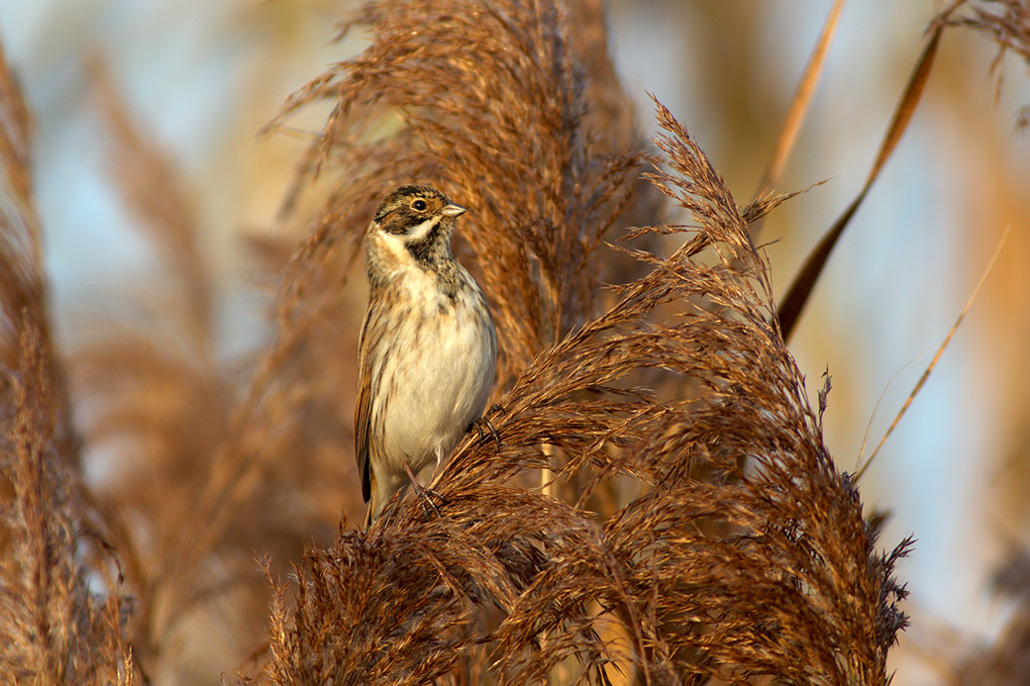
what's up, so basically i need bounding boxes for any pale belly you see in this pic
[377,295,496,475]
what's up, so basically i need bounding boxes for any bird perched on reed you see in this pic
[355,184,497,526]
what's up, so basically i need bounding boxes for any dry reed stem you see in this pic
[777,22,944,341]
[752,0,845,210]
[855,225,1010,482]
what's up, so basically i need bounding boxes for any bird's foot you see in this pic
[470,404,506,449]
[471,416,501,449]
[404,463,446,520]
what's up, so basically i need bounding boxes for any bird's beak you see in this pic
[441,203,467,218]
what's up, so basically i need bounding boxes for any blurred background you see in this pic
[1,0,1028,682]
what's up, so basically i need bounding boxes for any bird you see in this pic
[355,184,497,526]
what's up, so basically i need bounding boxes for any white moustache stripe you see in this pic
[406,215,441,242]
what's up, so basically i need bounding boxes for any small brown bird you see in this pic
[355,184,496,526]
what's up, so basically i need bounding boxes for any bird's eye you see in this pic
[412,199,427,211]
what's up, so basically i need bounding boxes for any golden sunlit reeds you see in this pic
[240,76,915,681]
[1,1,1029,685]
[240,0,910,681]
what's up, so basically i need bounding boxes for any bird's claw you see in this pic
[412,481,446,520]
[404,462,446,520]
[470,407,504,450]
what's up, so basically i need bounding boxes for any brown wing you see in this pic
[354,303,377,503]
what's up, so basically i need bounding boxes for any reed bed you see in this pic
[1,1,1028,684]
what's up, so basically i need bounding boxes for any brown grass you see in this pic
[1,1,1028,685]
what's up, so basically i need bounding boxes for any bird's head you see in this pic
[367,184,467,272]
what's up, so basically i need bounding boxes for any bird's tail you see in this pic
[363,501,374,530]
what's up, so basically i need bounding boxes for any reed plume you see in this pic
[241,3,911,682]
[5,1,1030,684]
[0,39,133,686]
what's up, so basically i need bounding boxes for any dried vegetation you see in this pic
[0,1,1027,685]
